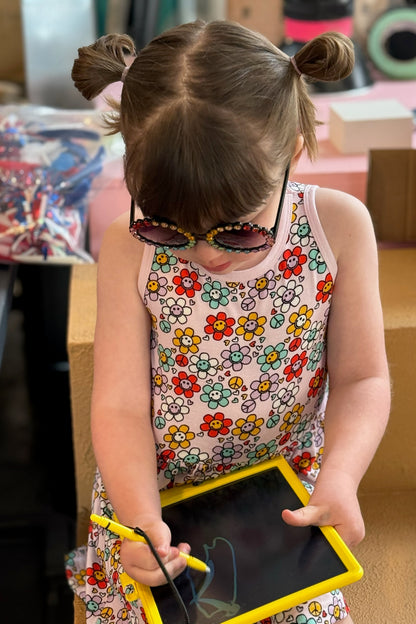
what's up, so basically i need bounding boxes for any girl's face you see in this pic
[168,180,285,274]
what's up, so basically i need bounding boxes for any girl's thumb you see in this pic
[282,505,323,527]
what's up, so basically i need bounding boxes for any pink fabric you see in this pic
[284,16,353,41]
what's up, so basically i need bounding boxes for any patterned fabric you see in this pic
[66,182,350,623]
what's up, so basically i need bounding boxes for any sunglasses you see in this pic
[129,167,289,253]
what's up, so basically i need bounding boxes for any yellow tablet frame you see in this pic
[125,456,363,624]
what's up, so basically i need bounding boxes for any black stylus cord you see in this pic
[133,526,191,624]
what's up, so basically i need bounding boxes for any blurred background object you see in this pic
[367,1,416,78]
[21,0,96,108]
[281,0,374,92]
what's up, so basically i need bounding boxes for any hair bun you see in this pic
[293,31,354,82]
[72,33,136,101]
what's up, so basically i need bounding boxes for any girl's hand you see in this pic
[281,469,365,547]
[119,519,190,586]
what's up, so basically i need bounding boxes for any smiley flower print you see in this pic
[151,247,178,273]
[274,279,303,313]
[200,412,233,437]
[204,311,235,340]
[221,343,252,371]
[161,297,192,324]
[172,371,200,397]
[201,382,232,409]
[232,414,264,440]
[160,395,190,422]
[146,272,167,301]
[250,373,279,402]
[164,424,195,449]
[212,440,243,471]
[201,280,230,309]
[173,268,201,297]
[278,246,307,279]
[172,327,201,354]
[247,269,276,300]
[236,312,266,341]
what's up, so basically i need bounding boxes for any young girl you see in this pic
[67,20,390,624]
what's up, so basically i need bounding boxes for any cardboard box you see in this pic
[227,0,284,45]
[367,149,416,242]
[0,0,24,83]
[329,99,413,154]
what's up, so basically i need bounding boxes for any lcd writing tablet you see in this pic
[136,456,363,624]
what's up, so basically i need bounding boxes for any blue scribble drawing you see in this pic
[187,537,240,620]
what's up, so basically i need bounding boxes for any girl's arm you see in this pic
[91,211,189,584]
[283,188,391,546]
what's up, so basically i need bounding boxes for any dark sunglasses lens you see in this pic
[214,228,267,250]
[133,224,190,248]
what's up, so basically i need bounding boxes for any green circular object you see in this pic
[368,8,416,79]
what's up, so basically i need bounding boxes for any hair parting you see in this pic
[71,22,354,231]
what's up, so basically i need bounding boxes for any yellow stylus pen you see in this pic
[91,513,210,574]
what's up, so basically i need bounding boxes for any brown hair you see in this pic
[72,21,354,232]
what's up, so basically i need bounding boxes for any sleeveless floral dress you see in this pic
[66,182,350,624]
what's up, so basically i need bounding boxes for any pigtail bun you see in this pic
[72,34,136,100]
[292,31,354,82]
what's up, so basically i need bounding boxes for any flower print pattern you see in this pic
[201,280,230,308]
[307,341,324,371]
[173,268,201,297]
[200,412,233,437]
[152,367,168,395]
[161,297,192,324]
[309,247,327,274]
[293,451,316,475]
[236,312,266,340]
[290,215,311,246]
[164,424,195,449]
[86,562,107,589]
[177,447,209,468]
[152,248,177,273]
[301,320,323,350]
[172,371,200,398]
[204,311,235,340]
[280,404,304,433]
[257,343,288,372]
[283,351,308,382]
[247,269,276,300]
[273,381,300,413]
[247,439,277,464]
[316,273,333,303]
[287,305,313,337]
[250,373,279,402]
[158,345,175,371]
[160,396,190,422]
[221,344,252,371]
[308,368,325,398]
[164,459,187,481]
[212,441,243,471]
[172,327,201,354]
[189,352,218,379]
[278,246,307,279]
[145,272,167,301]
[67,182,346,624]
[200,382,232,409]
[274,279,303,313]
[232,414,264,440]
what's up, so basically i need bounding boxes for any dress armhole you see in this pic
[303,185,338,279]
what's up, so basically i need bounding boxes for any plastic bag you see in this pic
[0,105,118,264]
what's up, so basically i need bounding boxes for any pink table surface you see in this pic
[89,80,416,260]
